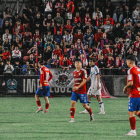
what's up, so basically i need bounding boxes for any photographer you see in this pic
[2,60,14,86]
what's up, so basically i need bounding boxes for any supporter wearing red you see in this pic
[33,37,42,52]
[59,55,71,70]
[12,46,21,63]
[85,13,91,25]
[80,53,88,68]
[126,29,135,40]
[55,0,65,16]
[52,44,63,58]
[69,55,76,68]
[23,30,32,48]
[63,20,73,34]
[101,43,113,59]
[33,29,42,42]
[74,12,81,25]
[106,55,114,75]
[104,15,114,25]
[2,19,12,34]
[95,28,103,43]
[63,30,73,48]
[74,29,83,43]
[54,22,63,35]
[13,19,25,34]
[74,39,84,51]
[92,7,103,20]
[116,38,125,55]
[43,14,54,27]
[65,0,75,19]
[13,28,22,42]
[44,0,53,13]
[2,48,11,63]
[32,22,43,34]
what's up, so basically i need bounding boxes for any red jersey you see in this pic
[127,66,140,98]
[3,52,11,60]
[52,48,62,57]
[39,66,53,87]
[73,68,87,94]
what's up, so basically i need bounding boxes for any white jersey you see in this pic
[90,65,100,87]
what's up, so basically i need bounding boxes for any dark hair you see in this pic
[126,55,135,61]
[89,58,96,62]
[38,61,44,65]
[75,58,82,63]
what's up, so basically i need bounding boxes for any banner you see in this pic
[0,68,122,97]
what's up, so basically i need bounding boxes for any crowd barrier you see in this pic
[0,68,127,97]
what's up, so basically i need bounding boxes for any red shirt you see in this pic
[39,66,53,86]
[74,16,81,24]
[74,33,83,42]
[134,41,140,53]
[102,48,113,56]
[63,25,73,31]
[104,18,114,25]
[73,68,87,94]
[52,48,62,57]
[95,32,103,43]
[2,52,11,60]
[67,0,75,13]
[127,66,140,98]
[60,59,71,67]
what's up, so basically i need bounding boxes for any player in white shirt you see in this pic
[80,58,105,114]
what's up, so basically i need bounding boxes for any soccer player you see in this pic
[80,58,105,114]
[69,58,93,122]
[35,61,53,113]
[123,55,140,136]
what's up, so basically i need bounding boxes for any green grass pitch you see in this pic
[0,97,140,140]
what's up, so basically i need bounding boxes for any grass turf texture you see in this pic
[0,97,140,140]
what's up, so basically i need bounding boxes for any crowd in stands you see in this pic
[0,0,139,76]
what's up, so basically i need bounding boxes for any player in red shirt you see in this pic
[35,61,53,113]
[123,55,140,136]
[69,59,93,122]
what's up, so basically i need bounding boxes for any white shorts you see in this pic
[87,86,101,96]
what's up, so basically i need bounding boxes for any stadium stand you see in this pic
[0,0,139,75]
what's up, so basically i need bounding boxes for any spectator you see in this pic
[23,30,32,48]
[83,21,94,34]
[74,29,83,43]
[2,28,12,43]
[63,20,73,34]
[33,37,42,52]
[113,22,122,37]
[73,22,83,34]
[54,30,63,44]
[44,0,53,14]
[33,29,42,42]
[68,44,78,59]
[44,22,54,34]
[12,46,22,63]
[95,28,103,43]
[13,60,22,75]
[44,45,52,62]
[104,15,114,25]
[0,61,4,75]
[2,37,11,51]
[63,30,73,48]
[98,55,106,75]
[54,22,63,35]
[32,22,42,34]
[98,33,108,50]
[83,28,94,48]
[80,52,88,68]
[34,12,43,25]
[84,44,90,59]
[106,55,114,75]
[44,39,54,51]
[59,55,71,70]
[54,12,64,26]
[65,0,75,19]
[124,21,134,33]
[123,6,132,24]
[0,14,3,33]
[74,39,84,51]
[51,54,59,68]
[78,0,87,10]
[2,59,14,86]
[55,0,65,16]
[13,28,22,42]
[113,6,123,23]
[44,30,53,43]
[84,13,91,25]
[2,19,12,34]
[13,19,25,34]
[12,36,22,51]
[92,7,103,20]
[74,12,81,25]
[52,44,63,58]
[132,5,140,23]
[43,14,54,27]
